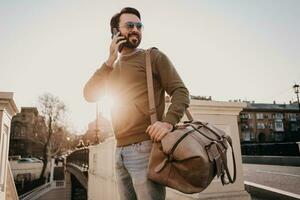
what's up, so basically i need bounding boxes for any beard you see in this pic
[122,32,141,50]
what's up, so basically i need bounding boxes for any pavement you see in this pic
[242,164,300,196]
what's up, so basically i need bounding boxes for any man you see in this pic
[83,7,189,200]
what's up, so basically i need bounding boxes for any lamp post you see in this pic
[66,136,70,151]
[293,84,300,138]
[293,84,300,111]
[94,101,100,144]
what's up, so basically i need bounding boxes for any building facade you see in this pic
[9,107,47,158]
[83,113,113,144]
[238,102,300,143]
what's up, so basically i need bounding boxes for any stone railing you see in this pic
[5,163,19,200]
[88,100,251,200]
[88,137,118,200]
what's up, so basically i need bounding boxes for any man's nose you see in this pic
[132,25,140,32]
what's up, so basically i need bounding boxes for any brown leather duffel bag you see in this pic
[145,49,237,194]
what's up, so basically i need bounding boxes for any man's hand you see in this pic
[146,121,173,142]
[105,32,126,67]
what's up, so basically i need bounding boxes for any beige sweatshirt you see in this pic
[83,48,190,146]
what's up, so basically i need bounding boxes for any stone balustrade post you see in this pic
[88,100,251,200]
[0,92,19,200]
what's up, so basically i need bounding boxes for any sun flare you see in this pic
[99,95,115,120]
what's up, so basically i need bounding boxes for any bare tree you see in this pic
[37,93,67,181]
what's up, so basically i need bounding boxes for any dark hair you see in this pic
[110,7,141,35]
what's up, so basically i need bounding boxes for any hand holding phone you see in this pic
[106,28,126,67]
[113,28,125,52]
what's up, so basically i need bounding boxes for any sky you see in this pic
[1,0,299,133]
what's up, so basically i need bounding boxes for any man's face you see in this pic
[118,13,142,49]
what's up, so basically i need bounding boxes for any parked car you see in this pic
[18,158,42,163]
[29,157,43,163]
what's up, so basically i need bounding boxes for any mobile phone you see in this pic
[112,28,124,52]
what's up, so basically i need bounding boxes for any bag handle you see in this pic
[145,49,193,124]
[191,124,237,184]
[216,136,237,184]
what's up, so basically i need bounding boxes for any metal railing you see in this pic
[66,147,89,173]
[65,147,89,190]
[19,182,51,200]
[18,180,66,200]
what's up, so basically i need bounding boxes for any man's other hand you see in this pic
[146,121,173,142]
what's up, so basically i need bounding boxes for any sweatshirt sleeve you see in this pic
[83,63,113,102]
[153,50,190,125]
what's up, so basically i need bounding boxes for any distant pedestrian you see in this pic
[76,139,85,149]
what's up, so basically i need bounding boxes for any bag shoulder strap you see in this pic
[145,48,157,124]
[145,48,194,124]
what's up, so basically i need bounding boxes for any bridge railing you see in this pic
[66,147,89,173]
[19,182,51,200]
[65,147,89,190]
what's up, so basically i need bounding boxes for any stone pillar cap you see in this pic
[189,99,247,116]
[0,92,19,115]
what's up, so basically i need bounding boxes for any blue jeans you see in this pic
[115,140,166,200]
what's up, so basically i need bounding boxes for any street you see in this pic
[243,164,300,195]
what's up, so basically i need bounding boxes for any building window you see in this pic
[269,123,273,129]
[248,123,253,128]
[275,113,283,119]
[14,126,20,137]
[288,113,297,121]
[243,131,251,141]
[240,113,251,119]
[264,114,270,119]
[240,113,246,119]
[241,124,249,131]
[250,132,256,139]
[256,113,264,120]
[20,127,25,137]
[257,122,265,129]
[290,123,298,132]
[274,120,284,132]
[258,132,266,142]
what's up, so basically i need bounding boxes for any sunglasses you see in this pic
[120,22,143,31]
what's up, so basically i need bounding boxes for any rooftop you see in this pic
[245,103,299,111]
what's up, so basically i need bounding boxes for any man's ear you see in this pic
[111,27,120,39]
